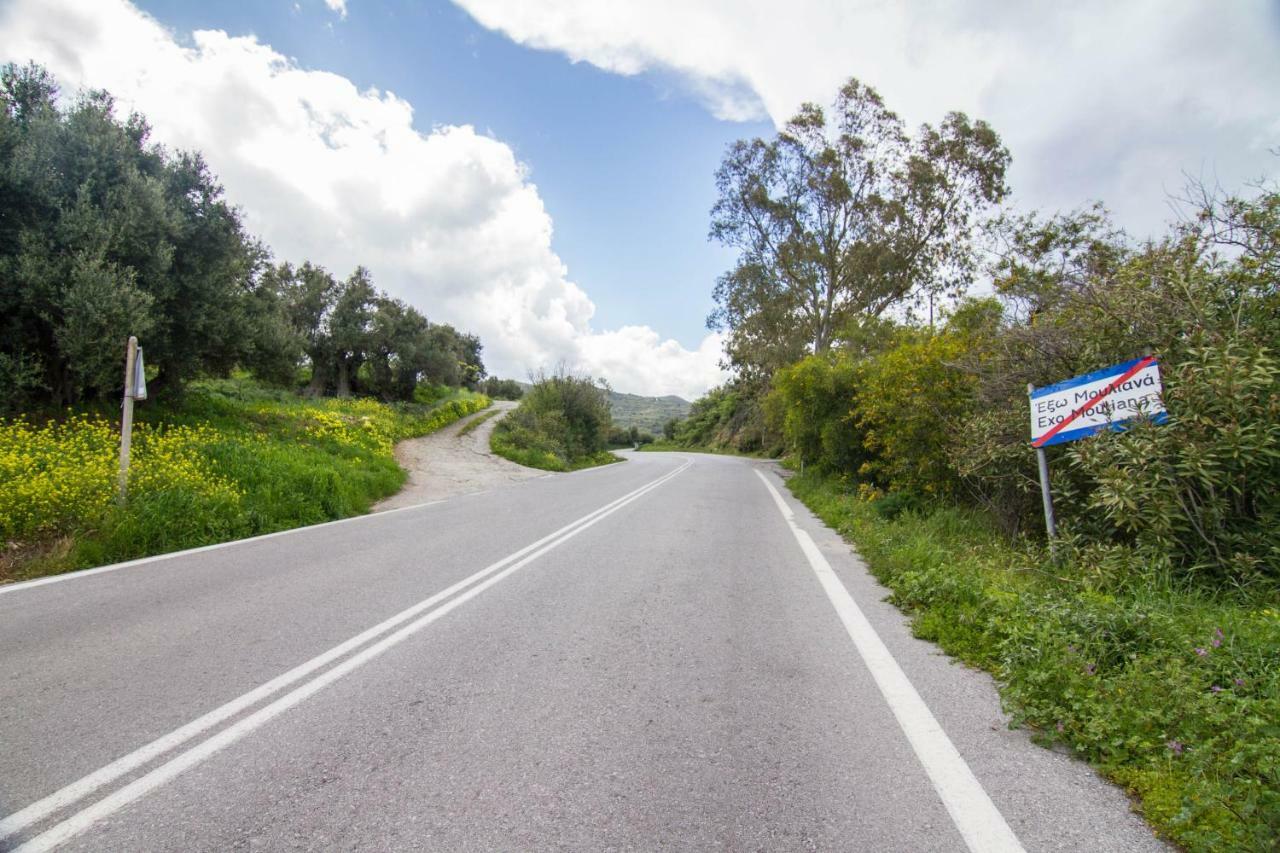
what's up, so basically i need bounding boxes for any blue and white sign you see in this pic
[1030,356,1166,447]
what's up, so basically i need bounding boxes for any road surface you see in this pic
[0,453,1166,851]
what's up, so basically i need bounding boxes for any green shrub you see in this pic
[870,490,924,521]
[668,381,778,453]
[851,330,979,499]
[489,367,618,471]
[765,355,864,473]
[481,377,525,400]
[1068,343,1280,587]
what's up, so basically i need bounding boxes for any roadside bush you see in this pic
[481,377,524,400]
[1068,342,1280,586]
[758,183,1280,585]
[765,355,864,473]
[853,329,979,499]
[670,382,778,453]
[490,367,618,471]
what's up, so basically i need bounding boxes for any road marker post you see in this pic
[117,336,147,503]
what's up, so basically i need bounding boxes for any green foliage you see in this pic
[480,377,524,400]
[605,425,657,447]
[0,377,489,580]
[0,62,487,413]
[1069,342,1280,586]
[665,382,778,453]
[0,63,261,408]
[490,367,619,471]
[852,330,979,499]
[754,177,1280,587]
[263,261,486,401]
[765,354,863,473]
[605,390,691,434]
[709,76,1009,377]
[787,470,1280,851]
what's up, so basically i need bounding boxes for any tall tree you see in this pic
[0,62,258,408]
[329,267,376,397]
[365,297,430,401]
[708,78,1010,377]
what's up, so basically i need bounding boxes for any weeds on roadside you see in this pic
[787,470,1280,851]
[0,378,489,580]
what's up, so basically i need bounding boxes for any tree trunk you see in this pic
[305,365,326,397]
[336,359,351,398]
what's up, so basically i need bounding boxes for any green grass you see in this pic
[2,378,490,582]
[456,408,500,437]
[489,427,621,472]
[785,469,1280,851]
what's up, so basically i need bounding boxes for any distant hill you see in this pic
[606,390,691,434]
[508,380,691,434]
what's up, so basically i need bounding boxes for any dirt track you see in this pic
[373,401,545,511]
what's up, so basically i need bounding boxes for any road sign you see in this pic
[1029,356,1166,448]
[132,347,147,400]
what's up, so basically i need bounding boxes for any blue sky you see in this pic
[136,0,766,353]
[2,0,1277,397]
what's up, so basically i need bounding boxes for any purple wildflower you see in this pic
[1084,663,1097,675]
[1234,678,1245,687]
[1166,739,1184,755]
[1211,685,1223,693]
[1211,628,1223,649]
[1194,647,1208,657]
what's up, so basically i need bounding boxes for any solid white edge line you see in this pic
[0,458,690,844]
[754,469,1025,853]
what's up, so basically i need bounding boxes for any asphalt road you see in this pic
[0,452,1167,851]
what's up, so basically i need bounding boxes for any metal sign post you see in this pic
[1029,383,1058,543]
[117,336,145,503]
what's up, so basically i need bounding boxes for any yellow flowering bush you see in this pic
[0,415,117,539]
[1,381,490,577]
[0,416,241,541]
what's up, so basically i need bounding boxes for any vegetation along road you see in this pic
[0,452,1166,851]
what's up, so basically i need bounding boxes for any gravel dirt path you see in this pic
[373,400,545,511]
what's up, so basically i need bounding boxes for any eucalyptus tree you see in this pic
[708,77,1010,377]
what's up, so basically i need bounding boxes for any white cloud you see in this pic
[323,0,347,19]
[454,0,1280,236]
[0,0,726,398]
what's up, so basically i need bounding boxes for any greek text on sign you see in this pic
[1029,356,1167,447]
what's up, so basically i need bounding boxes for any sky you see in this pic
[1,0,1277,398]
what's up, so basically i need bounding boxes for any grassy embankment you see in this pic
[456,408,500,437]
[0,378,489,583]
[786,469,1279,851]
